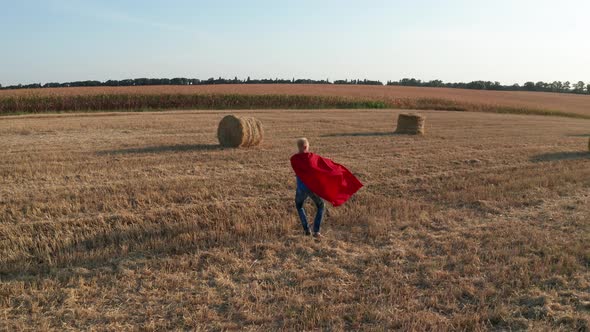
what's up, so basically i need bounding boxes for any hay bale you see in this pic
[395,113,425,135]
[217,115,263,148]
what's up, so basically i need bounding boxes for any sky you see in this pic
[1,0,589,86]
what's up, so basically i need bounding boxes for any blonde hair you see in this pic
[297,137,309,151]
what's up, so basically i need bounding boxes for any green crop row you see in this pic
[1,93,587,119]
[0,94,386,115]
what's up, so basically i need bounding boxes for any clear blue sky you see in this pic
[1,0,589,86]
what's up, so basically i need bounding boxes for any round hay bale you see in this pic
[395,113,425,135]
[217,115,263,148]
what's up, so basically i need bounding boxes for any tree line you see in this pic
[1,76,589,94]
[387,78,590,94]
[0,77,353,90]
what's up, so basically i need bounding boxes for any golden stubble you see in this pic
[0,109,589,331]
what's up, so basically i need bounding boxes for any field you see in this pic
[2,85,590,118]
[1,108,589,330]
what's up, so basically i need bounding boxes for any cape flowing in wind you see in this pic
[290,152,363,207]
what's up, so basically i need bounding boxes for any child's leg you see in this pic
[295,189,310,233]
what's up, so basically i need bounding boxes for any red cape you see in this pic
[290,152,363,207]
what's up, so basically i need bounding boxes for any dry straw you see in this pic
[395,113,425,135]
[217,115,263,148]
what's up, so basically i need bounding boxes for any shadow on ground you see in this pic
[531,151,590,162]
[99,144,224,155]
[321,132,397,138]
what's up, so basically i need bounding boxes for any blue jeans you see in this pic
[295,187,325,233]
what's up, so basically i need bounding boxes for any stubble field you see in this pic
[1,108,589,330]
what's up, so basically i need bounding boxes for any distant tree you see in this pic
[429,80,444,87]
[399,78,422,86]
[523,82,535,91]
[171,77,189,85]
[587,84,590,94]
[563,81,571,92]
[573,81,585,93]
[550,81,562,92]
[468,81,488,89]
[535,81,548,91]
[43,82,60,88]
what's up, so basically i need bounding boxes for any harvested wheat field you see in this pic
[1,109,589,331]
[2,84,590,117]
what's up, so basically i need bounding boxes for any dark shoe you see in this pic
[304,230,311,236]
[313,232,323,239]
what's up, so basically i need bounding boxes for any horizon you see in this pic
[2,75,589,90]
[1,0,589,86]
